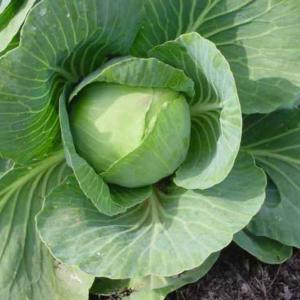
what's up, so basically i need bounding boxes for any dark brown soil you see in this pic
[92,244,300,300]
[167,245,300,300]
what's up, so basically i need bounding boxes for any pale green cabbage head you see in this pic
[70,83,191,187]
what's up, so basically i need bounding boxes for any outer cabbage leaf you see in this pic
[242,109,300,248]
[37,152,265,279]
[150,32,241,189]
[71,57,194,99]
[0,0,36,53]
[132,0,300,114]
[234,230,293,264]
[91,253,219,300]
[0,0,142,163]
[0,151,94,300]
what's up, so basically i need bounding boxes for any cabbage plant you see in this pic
[0,1,299,299]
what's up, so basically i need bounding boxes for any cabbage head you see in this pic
[0,1,299,299]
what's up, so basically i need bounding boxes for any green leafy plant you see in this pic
[0,1,299,299]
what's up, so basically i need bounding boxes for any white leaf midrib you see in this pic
[0,150,65,198]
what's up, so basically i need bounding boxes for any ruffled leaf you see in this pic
[150,33,242,189]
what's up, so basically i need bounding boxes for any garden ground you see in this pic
[95,245,300,300]
[168,245,300,300]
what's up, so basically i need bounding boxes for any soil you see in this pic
[167,244,300,300]
[92,244,300,300]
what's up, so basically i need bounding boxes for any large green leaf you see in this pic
[0,0,142,163]
[150,32,241,189]
[0,150,94,300]
[234,230,293,264]
[60,86,152,216]
[242,109,300,247]
[91,253,219,300]
[0,0,35,53]
[132,0,300,114]
[37,152,265,279]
